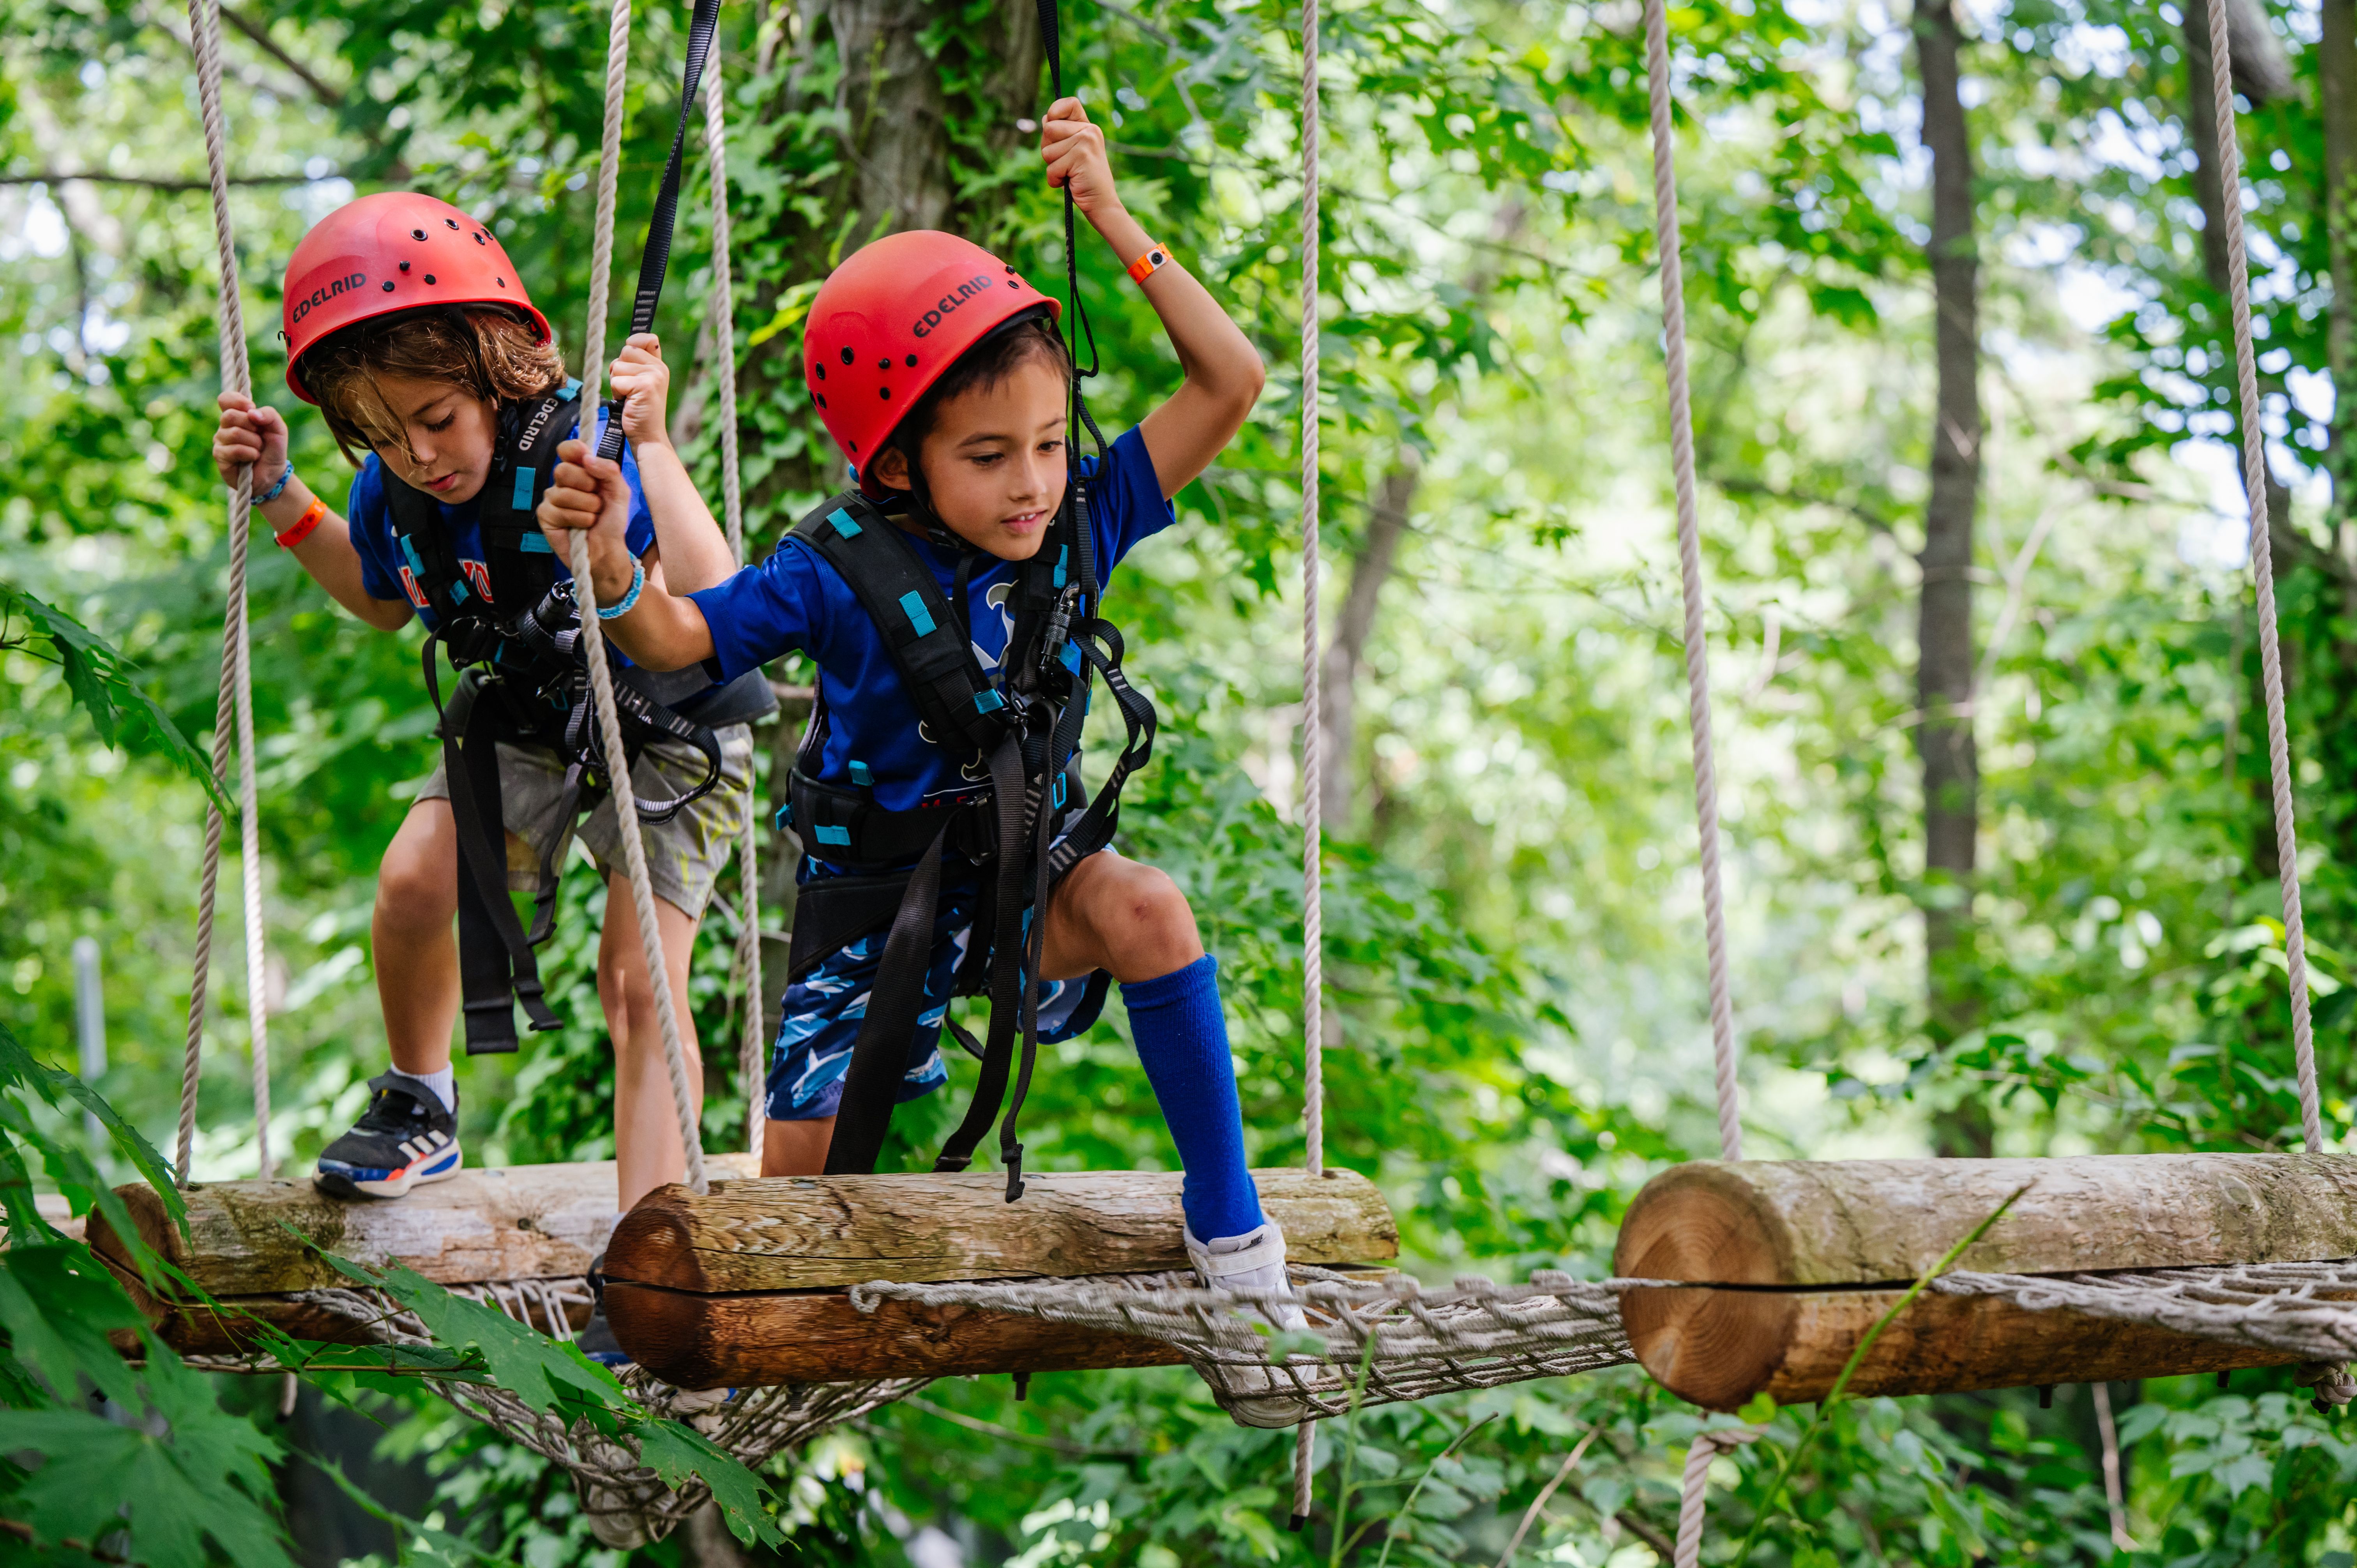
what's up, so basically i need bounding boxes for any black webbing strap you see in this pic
[791,498,1012,757]
[596,0,725,463]
[929,729,1035,1176]
[821,819,953,1175]
[430,652,564,1054]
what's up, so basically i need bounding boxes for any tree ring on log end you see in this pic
[1620,1285,1796,1411]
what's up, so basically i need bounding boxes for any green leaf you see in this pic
[0,1244,145,1407]
[0,579,233,816]
[0,1360,292,1568]
[637,1420,786,1548]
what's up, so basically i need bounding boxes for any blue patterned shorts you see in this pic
[765,875,1111,1122]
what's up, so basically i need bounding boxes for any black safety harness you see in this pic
[799,0,1155,1199]
[387,0,773,1056]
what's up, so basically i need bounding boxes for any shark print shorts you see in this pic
[765,872,1112,1122]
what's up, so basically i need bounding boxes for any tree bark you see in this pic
[604,1281,1190,1388]
[1319,465,1416,828]
[1914,0,1987,1157]
[606,1167,1396,1293]
[87,1156,761,1298]
[1613,1152,2357,1408]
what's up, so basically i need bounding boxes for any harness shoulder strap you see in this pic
[790,491,1011,757]
[477,381,580,611]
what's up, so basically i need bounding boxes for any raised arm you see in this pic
[1041,97,1266,499]
[538,438,718,671]
[213,393,413,632]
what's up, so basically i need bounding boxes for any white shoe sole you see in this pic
[315,1144,463,1199]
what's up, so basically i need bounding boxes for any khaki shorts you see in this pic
[418,725,754,918]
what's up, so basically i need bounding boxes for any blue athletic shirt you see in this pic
[691,424,1173,812]
[346,408,657,629]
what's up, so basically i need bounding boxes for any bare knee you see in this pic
[1104,865,1203,983]
[376,828,455,931]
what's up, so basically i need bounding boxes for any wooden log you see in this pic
[604,1167,1398,1294]
[85,1155,760,1300]
[1614,1155,2357,1409]
[604,1281,1189,1388]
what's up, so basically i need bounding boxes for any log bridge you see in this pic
[87,1155,759,1356]
[1614,1153,2357,1410]
[601,1169,1399,1388]
[87,1162,1399,1389]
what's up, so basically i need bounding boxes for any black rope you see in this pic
[597,0,726,462]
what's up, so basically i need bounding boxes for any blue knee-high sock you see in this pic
[1122,954,1265,1241]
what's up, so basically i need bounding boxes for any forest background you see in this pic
[6,0,2357,1560]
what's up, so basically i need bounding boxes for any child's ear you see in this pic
[870,445,912,493]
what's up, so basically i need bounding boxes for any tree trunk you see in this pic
[1319,464,1415,828]
[2186,0,2303,885]
[1914,0,1986,1157]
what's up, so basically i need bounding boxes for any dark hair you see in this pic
[881,313,1072,490]
[301,307,567,466]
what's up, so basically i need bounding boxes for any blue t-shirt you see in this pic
[347,410,656,626]
[691,425,1174,811]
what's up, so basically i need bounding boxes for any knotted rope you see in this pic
[1643,0,1739,1165]
[699,32,765,1157]
[574,0,709,1196]
[176,0,273,1184]
[2206,0,2322,1155]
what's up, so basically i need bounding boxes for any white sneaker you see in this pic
[1187,1220,1313,1426]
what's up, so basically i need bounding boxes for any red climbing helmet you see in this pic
[280,191,551,403]
[803,230,1059,488]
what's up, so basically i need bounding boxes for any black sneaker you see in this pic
[315,1073,463,1199]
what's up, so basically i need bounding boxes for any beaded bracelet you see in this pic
[256,463,295,505]
[596,557,647,620]
[274,496,329,550]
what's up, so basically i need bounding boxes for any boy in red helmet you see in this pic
[539,100,1302,1330]
[211,194,770,1230]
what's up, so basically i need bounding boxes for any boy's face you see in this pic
[881,358,1067,562]
[363,372,501,506]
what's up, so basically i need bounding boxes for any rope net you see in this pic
[187,1279,920,1545]
[853,1270,1640,1429]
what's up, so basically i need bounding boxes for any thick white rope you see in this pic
[178,0,273,1182]
[2207,0,2322,1154]
[576,0,708,1195]
[701,34,764,1158]
[1673,1427,1760,1568]
[1298,0,1324,1181]
[1293,0,1326,1494]
[1643,0,1739,1165]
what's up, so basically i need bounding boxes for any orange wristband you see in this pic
[276,496,329,549]
[1125,241,1172,284]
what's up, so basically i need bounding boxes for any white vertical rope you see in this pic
[2207,0,2323,1154]
[577,0,707,1195]
[1298,0,1323,1182]
[1643,0,1740,1164]
[1673,1428,1760,1568]
[180,0,272,1182]
[701,33,764,1158]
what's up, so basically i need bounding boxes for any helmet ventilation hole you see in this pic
[905,354,917,367]
[382,281,395,292]
[840,346,855,366]
[411,228,427,240]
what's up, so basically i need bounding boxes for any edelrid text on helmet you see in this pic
[280,192,551,403]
